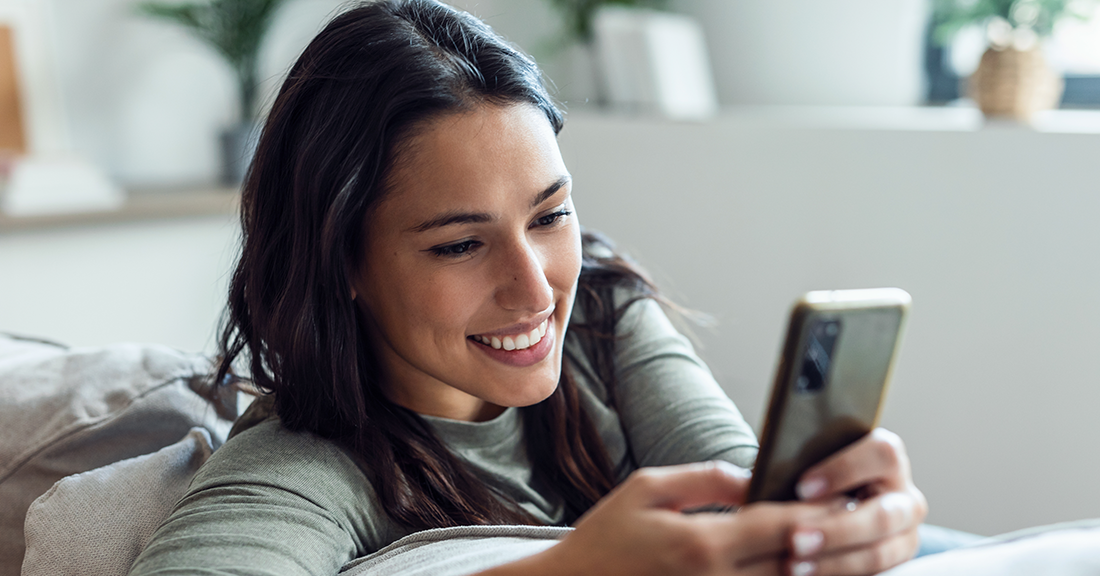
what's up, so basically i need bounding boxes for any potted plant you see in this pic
[541,0,667,105]
[542,0,718,119]
[932,0,1097,120]
[136,0,288,184]
[546,0,668,45]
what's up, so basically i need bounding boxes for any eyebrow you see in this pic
[408,175,571,233]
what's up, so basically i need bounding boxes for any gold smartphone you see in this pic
[745,288,911,503]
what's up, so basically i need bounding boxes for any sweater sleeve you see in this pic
[129,419,399,576]
[609,296,759,470]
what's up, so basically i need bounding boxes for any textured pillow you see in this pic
[21,428,215,576]
[0,334,235,575]
[336,521,1100,576]
[338,526,569,576]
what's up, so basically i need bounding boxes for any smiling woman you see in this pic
[128,1,927,575]
[352,104,580,422]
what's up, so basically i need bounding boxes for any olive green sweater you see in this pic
[129,297,759,576]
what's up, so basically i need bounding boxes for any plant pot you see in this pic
[593,7,718,120]
[220,121,262,186]
[967,46,1064,121]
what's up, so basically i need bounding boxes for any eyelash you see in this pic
[534,209,572,229]
[427,210,573,259]
[429,240,482,258]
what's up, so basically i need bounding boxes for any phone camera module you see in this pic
[795,319,841,393]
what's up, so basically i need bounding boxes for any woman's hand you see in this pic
[484,428,925,576]
[779,428,928,576]
[527,461,832,576]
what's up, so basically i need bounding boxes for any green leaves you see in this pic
[136,0,289,119]
[931,0,1097,43]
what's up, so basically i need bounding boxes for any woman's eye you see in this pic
[535,210,572,228]
[429,240,481,258]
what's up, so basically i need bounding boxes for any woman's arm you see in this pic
[476,435,925,576]
[571,294,760,469]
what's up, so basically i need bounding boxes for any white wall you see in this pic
[673,0,928,106]
[0,215,238,352]
[49,0,349,186]
[556,111,1100,537]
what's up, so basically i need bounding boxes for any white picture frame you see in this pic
[0,0,70,155]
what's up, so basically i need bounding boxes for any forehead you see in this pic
[377,103,567,226]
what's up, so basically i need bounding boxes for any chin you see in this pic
[497,373,560,408]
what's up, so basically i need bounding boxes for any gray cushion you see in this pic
[338,526,568,576]
[337,521,1100,576]
[21,428,215,576]
[0,334,234,575]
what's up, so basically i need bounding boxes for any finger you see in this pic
[623,461,751,511]
[796,429,909,500]
[799,530,920,576]
[792,492,921,556]
[726,501,832,563]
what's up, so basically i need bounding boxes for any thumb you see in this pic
[626,461,751,512]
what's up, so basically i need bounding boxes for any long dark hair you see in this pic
[217,0,657,531]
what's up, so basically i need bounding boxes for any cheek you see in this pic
[547,222,583,293]
[395,272,481,342]
[364,255,480,349]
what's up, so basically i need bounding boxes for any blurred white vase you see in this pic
[593,7,718,120]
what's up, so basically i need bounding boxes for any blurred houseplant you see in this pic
[546,0,668,45]
[933,0,1097,120]
[137,0,288,184]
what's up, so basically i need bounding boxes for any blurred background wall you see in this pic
[1,0,1098,538]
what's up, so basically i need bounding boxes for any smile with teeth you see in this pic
[473,319,548,351]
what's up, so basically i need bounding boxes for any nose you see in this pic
[493,235,553,314]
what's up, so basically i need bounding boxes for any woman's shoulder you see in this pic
[185,403,407,553]
[199,412,362,488]
[132,402,409,575]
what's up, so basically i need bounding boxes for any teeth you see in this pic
[475,319,551,352]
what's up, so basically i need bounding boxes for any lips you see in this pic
[469,318,555,368]
[470,319,548,351]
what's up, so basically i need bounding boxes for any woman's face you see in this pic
[353,103,580,422]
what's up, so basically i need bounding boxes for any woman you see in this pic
[131,1,926,574]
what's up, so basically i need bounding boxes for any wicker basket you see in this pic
[967,46,1064,121]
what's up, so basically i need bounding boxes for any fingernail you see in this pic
[796,477,827,500]
[792,530,824,557]
[791,560,817,576]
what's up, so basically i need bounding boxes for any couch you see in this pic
[2,333,1099,576]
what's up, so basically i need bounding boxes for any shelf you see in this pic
[0,186,240,234]
[564,104,1100,134]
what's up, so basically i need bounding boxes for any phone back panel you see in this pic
[747,290,908,502]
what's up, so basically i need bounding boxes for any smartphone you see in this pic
[745,288,911,503]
